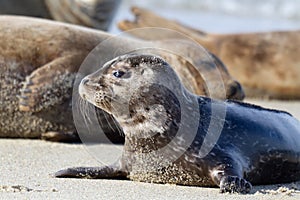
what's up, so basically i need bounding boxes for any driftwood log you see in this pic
[119,7,300,99]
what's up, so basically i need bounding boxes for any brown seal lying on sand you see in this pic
[0,0,121,30]
[118,7,300,99]
[0,16,243,142]
[55,54,300,193]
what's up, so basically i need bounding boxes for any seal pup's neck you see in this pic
[114,83,184,153]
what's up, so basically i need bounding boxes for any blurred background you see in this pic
[110,0,300,33]
[1,0,299,33]
[1,0,300,100]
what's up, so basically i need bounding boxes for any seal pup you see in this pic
[55,54,300,193]
[118,7,300,99]
[0,15,243,141]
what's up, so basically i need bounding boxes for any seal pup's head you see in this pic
[79,54,185,140]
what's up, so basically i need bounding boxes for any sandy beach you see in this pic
[0,99,299,200]
[1,0,300,199]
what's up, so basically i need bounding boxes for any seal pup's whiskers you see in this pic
[108,105,124,137]
[78,97,89,125]
[101,94,126,137]
[101,101,119,134]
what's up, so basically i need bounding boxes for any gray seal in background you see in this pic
[0,0,121,30]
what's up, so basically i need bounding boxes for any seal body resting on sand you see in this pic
[0,15,117,142]
[55,54,300,193]
[0,16,243,141]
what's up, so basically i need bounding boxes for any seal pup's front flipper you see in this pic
[55,163,128,179]
[210,156,252,193]
[18,54,81,112]
[219,175,252,194]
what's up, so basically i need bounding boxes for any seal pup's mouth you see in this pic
[79,76,114,113]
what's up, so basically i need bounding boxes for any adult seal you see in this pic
[55,54,300,193]
[0,15,243,142]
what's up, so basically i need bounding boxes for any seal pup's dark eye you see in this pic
[113,70,126,78]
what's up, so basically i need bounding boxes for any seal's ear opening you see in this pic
[226,81,245,100]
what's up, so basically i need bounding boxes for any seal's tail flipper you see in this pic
[54,166,127,179]
[118,7,210,42]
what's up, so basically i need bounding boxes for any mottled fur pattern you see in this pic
[0,16,108,139]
